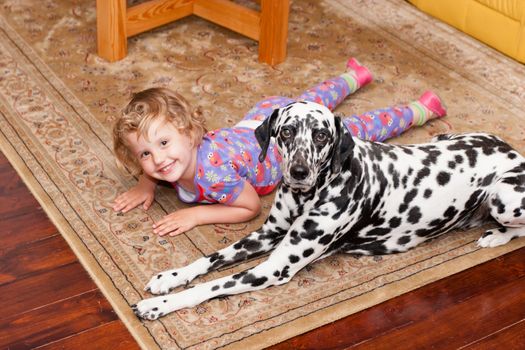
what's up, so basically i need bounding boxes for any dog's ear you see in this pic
[331,116,355,173]
[255,108,279,162]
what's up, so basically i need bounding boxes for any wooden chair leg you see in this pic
[258,0,290,65]
[96,0,128,62]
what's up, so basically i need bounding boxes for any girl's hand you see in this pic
[152,181,261,236]
[153,208,200,236]
[113,174,157,213]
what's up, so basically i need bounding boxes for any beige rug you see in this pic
[1,0,524,349]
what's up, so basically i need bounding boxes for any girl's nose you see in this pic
[152,151,165,165]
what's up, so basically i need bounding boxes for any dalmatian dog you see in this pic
[133,101,525,320]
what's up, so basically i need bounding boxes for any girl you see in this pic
[112,58,446,236]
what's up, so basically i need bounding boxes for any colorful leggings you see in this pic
[243,74,416,142]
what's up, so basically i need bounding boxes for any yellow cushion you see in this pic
[407,0,525,63]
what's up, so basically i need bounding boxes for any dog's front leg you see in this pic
[134,211,341,320]
[144,189,295,295]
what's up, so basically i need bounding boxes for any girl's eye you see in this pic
[160,140,168,146]
[140,151,150,159]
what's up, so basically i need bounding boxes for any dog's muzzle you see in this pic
[284,160,316,191]
[290,164,310,180]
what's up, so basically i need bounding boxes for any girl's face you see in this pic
[125,119,197,184]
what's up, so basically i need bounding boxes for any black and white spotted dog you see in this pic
[133,101,525,320]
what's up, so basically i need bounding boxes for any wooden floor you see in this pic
[1,150,524,350]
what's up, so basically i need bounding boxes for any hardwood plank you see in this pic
[352,277,525,349]
[0,262,98,317]
[34,320,141,350]
[0,152,9,165]
[270,248,525,349]
[0,156,57,247]
[0,170,44,220]
[462,319,525,349]
[0,209,58,250]
[0,162,25,194]
[0,234,77,285]
[0,290,119,350]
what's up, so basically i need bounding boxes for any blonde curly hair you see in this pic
[113,88,207,175]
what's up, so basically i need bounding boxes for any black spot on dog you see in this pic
[423,189,432,198]
[241,273,268,287]
[405,189,418,203]
[397,236,411,246]
[233,271,248,280]
[331,195,351,217]
[290,230,301,245]
[208,252,224,263]
[303,248,314,257]
[367,227,392,236]
[444,205,459,218]
[399,189,418,213]
[280,266,290,279]
[421,147,441,166]
[224,281,236,288]
[414,167,430,186]
[402,147,413,155]
[437,171,451,186]
[466,148,478,167]
[289,255,300,263]
[465,189,484,208]
[301,220,324,240]
[234,238,262,252]
[233,251,248,261]
[211,285,220,291]
[389,217,402,228]
[407,206,422,224]
[492,196,506,214]
[319,233,334,246]
[480,172,496,187]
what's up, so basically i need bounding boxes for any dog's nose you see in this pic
[290,165,310,180]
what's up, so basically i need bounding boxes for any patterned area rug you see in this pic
[1,0,524,349]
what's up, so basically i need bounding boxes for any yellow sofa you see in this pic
[407,0,525,63]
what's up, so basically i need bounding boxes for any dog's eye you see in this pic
[281,128,292,139]
[314,132,328,143]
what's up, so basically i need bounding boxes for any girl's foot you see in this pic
[418,90,447,118]
[346,57,373,88]
[410,91,447,126]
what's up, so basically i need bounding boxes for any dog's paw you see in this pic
[132,297,170,320]
[145,268,193,294]
[477,228,510,248]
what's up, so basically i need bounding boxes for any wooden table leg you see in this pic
[96,0,128,62]
[259,0,290,65]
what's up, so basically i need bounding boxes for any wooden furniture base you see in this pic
[96,0,290,65]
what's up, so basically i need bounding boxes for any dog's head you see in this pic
[255,101,354,191]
